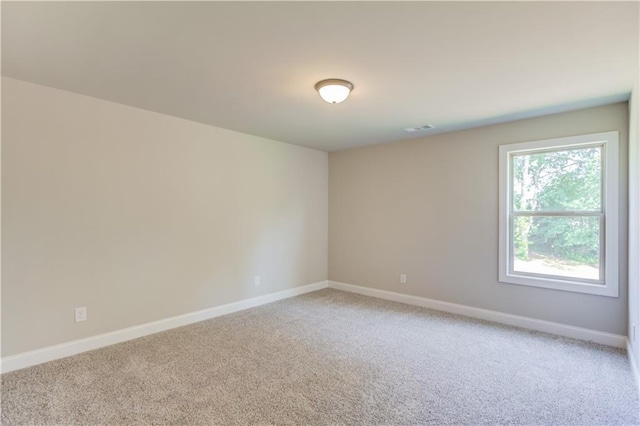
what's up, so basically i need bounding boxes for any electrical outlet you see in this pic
[400,274,407,284]
[75,307,87,323]
[633,324,636,342]
[254,275,261,286]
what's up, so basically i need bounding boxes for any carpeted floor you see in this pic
[1,288,638,425]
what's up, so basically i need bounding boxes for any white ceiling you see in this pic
[3,1,638,152]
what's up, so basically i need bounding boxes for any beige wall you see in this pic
[2,77,328,356]
[2,75,631,358]
[329,103,629,335]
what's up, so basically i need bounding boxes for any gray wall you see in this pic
[2,75,631,359]
[329,103,629,335]
[629,85,639,368]
[2,78,328,356]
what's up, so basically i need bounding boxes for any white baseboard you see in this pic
[328,281,627,348]
[3,280,627,374]
[1,281,329,374]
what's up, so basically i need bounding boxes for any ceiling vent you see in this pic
[403,124,434,132]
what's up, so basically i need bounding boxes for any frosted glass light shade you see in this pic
[314,79,353,104]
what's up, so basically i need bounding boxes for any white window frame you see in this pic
[498,131,619,297]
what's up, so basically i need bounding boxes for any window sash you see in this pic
[507,212,605,284]
[509,143,605,214]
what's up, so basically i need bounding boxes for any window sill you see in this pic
[499,272,619,297]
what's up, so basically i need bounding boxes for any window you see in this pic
[499,131,619,297]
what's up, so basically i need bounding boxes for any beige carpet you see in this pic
[1,288,638,425]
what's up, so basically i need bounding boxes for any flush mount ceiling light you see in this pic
[314,79,353,104]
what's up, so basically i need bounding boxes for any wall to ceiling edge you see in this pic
[329,101,629,335]
[1,77,329,357]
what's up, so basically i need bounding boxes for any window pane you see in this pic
[513,216,600,281]
[512,146,601,212]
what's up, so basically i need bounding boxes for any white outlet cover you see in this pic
[254,275,260,286]
[400,274,407,284]
[75,307,87,322]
